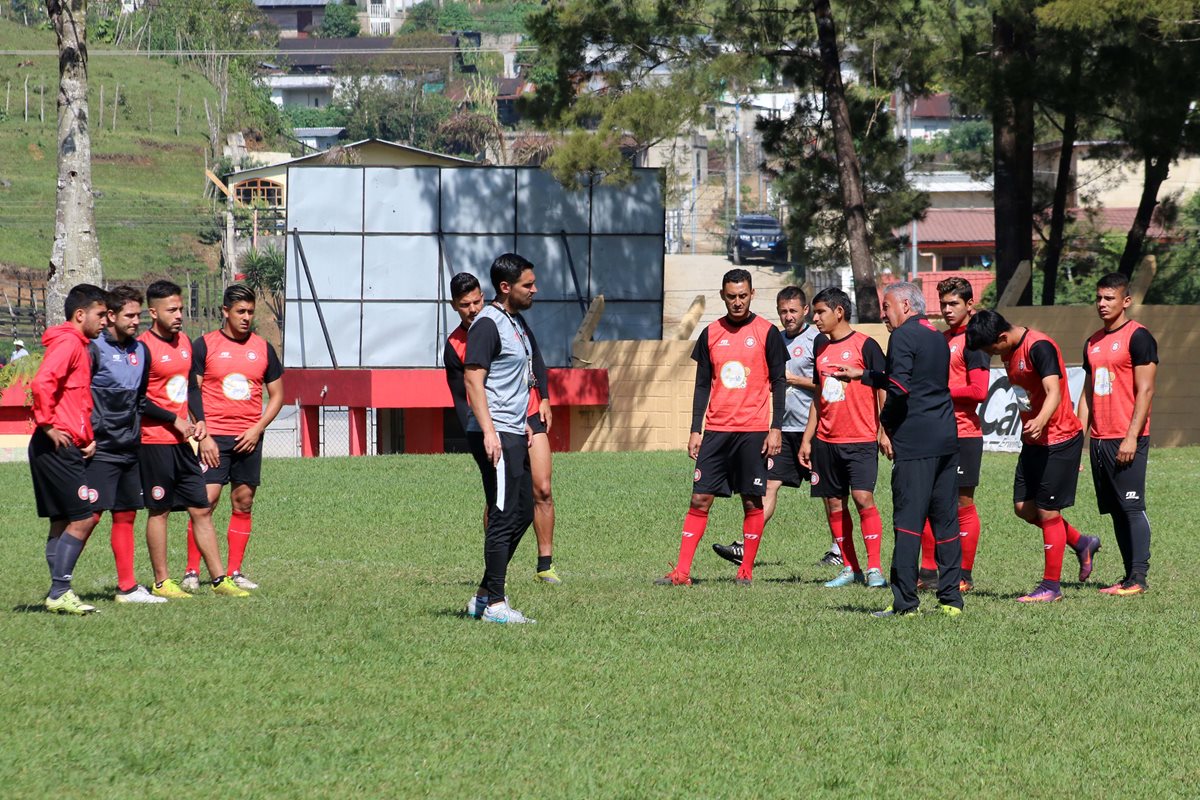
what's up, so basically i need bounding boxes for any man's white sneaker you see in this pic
[231,572,259,590]
[115,585,168,604]
[481,601,535,624]
[180,572,201,592]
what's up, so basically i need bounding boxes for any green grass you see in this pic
[0,17,222,280]
[1,448,1198,797]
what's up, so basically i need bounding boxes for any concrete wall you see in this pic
[570,306,1198,451]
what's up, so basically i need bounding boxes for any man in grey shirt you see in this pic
[713,286,840,568]
[463,253,539,625]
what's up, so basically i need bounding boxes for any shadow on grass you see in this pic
[832,603,882,614]
[12,602,49,613]
[762,575,832,585]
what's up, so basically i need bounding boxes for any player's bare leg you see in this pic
[529,431,559,583]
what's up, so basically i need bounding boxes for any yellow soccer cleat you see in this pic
[45,590,98,615]
[212,576,251,597]
[153,579,193,600]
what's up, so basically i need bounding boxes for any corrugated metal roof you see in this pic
[901,206,1171,244]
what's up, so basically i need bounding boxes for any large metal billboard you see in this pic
[282,166,665,368]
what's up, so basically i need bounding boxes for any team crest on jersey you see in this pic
[129,353,138,365]
[792,346,804,357]
[766,457,774,470]
[87,488,99,503]
[77,485,89,501]
[1111,341,1121,352]
[181,350,189,359]
[745,336,756,348]
[200,461,209,473]
[247,351,258,361]
[1018,359,1026,370]
[694,468,702,482]
[841,350,851,360]
[811,472,820,486]
[950,345,958,354]
[151,486,165,501]
[720,361,748,389]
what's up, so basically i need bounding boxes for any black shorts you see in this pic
[693,430,768,498]
[1090,436,1149,515]
[527,412,547,436]
[85,456,143,512]
[140,442,209,510]
[809,439,878,498]
[956,437,983,488]
[201,435,264,486]
[28,429,93,522]
[768,431,812,488]
[1014,432,1082,510]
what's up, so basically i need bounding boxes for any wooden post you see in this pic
[112,83,119,131]
[174,84,181,136]
[23,74,28,121]
[252,207,259,250]
[39,79,44,124]
[147,98,152,130]
[5,81,9,114]
[98,84,104,127]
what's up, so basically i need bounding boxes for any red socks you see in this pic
[959,504,981,571]
[185,519,201,574]
[920,522,937,571]
[109,510,137,592]
[1062,518,1082,549]
[859,506,883,572]
[828,509,860,573]
[738,508,766,578]
[675,508,709,576]
[226,510,252,575]
[1038,516,1066,582]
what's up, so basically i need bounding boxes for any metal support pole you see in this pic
[291,228,339,368]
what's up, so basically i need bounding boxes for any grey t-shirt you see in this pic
[781,324,820,432]
[464,304,533,436]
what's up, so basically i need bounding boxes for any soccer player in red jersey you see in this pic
[29,284,108,614]
[444,271,561,585]
[916,277,990,593]
[657,269,787,586]
[1077,272,1158,596]
[180,284,284,592]
[799,287,889,589]
[967,309,1101,602]
[138,280,248,599]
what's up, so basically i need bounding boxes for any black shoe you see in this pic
[712,541,744,566]
[816,550,843,568]
[917,568,938,592]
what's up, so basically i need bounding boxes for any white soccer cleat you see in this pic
[481,601,535,625]
[230,572,259,590]
[115,585,168,604]
[180,572,201,592]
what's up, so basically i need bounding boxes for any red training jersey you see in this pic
[695,314,781,432]
[193,330,283,436]
[814,331,884,444]
[1004,329,1082,446]
[1083,320,1157,440]
[945,323,989,439]
[31,322,95,446]
[139,330,194,445]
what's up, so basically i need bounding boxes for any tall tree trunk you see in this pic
[1117,153,1172,277]
[812,0,879,322]
[991,10,1035,306]
[1041,50,1081,307]
[46,0,102,322]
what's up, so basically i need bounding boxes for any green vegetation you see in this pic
[1,447,1197,796]
[316,0,361,38]
[0,17,222,280]
[401,1,541,35]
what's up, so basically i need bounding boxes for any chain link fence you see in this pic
[262,404,379,458]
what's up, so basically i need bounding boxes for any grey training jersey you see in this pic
[464,304,533,436]
[781,324,820,432]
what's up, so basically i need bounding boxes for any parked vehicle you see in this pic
[726,214,788,264]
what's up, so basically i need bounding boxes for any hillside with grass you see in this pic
[0,17,223,283]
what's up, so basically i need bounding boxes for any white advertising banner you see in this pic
[980,366,1086,452]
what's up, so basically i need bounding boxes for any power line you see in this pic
[0,46,539,57]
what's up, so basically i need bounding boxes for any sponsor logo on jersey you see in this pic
[111,353,121,361]
[717,338,730,347]
[753,477,763,486]
[1125,491,1140,500]
[77,485,89,501]
[87,488,98,503]
[222,373,252,401]
[160,355,171,362]
[720,361,748,389]
[219,351,232,359]
[151,486,165,500]
[166,374,189,403]
[1092,345,1101,354]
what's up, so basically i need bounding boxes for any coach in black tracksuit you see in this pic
[832,282,962,615]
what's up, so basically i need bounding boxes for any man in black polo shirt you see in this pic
[831,282,962,617]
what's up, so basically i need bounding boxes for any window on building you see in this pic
[234,179,284,207]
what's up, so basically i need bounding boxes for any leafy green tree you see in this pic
[317,0,360,38]
[336,76,454,150]
[1145,192,1200,305]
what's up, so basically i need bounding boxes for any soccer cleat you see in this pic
[180,572,201,593]
[1076,536,1101,582]
[153,579,192,600]
[655,567,692,586]
[45,590,98,615]
[917,568,938,592]
[865,568,887,588]
[465,594,488,619]
[115,585,167,604]
[535,566,563,585]
[824,567,865,588]
[735,565,753,586]
[231,572,259,590]
[816,549,844,568]
[871,605,918,619]
[712,541,744,566]
[1098,579,1126,595]
[1104,579,1147,597]
[959,578,974,594]
[937,603,963,617]
[212,576,251,597]
[1017,585,1064,603]
[735,578,752,587]
[481,601,536,624]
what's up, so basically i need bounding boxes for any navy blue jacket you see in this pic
[89,331,150,463]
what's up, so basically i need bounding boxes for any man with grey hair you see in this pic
[830,281,963,617]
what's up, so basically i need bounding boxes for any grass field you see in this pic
[1,447,1198,798]
[0,17,224,280]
